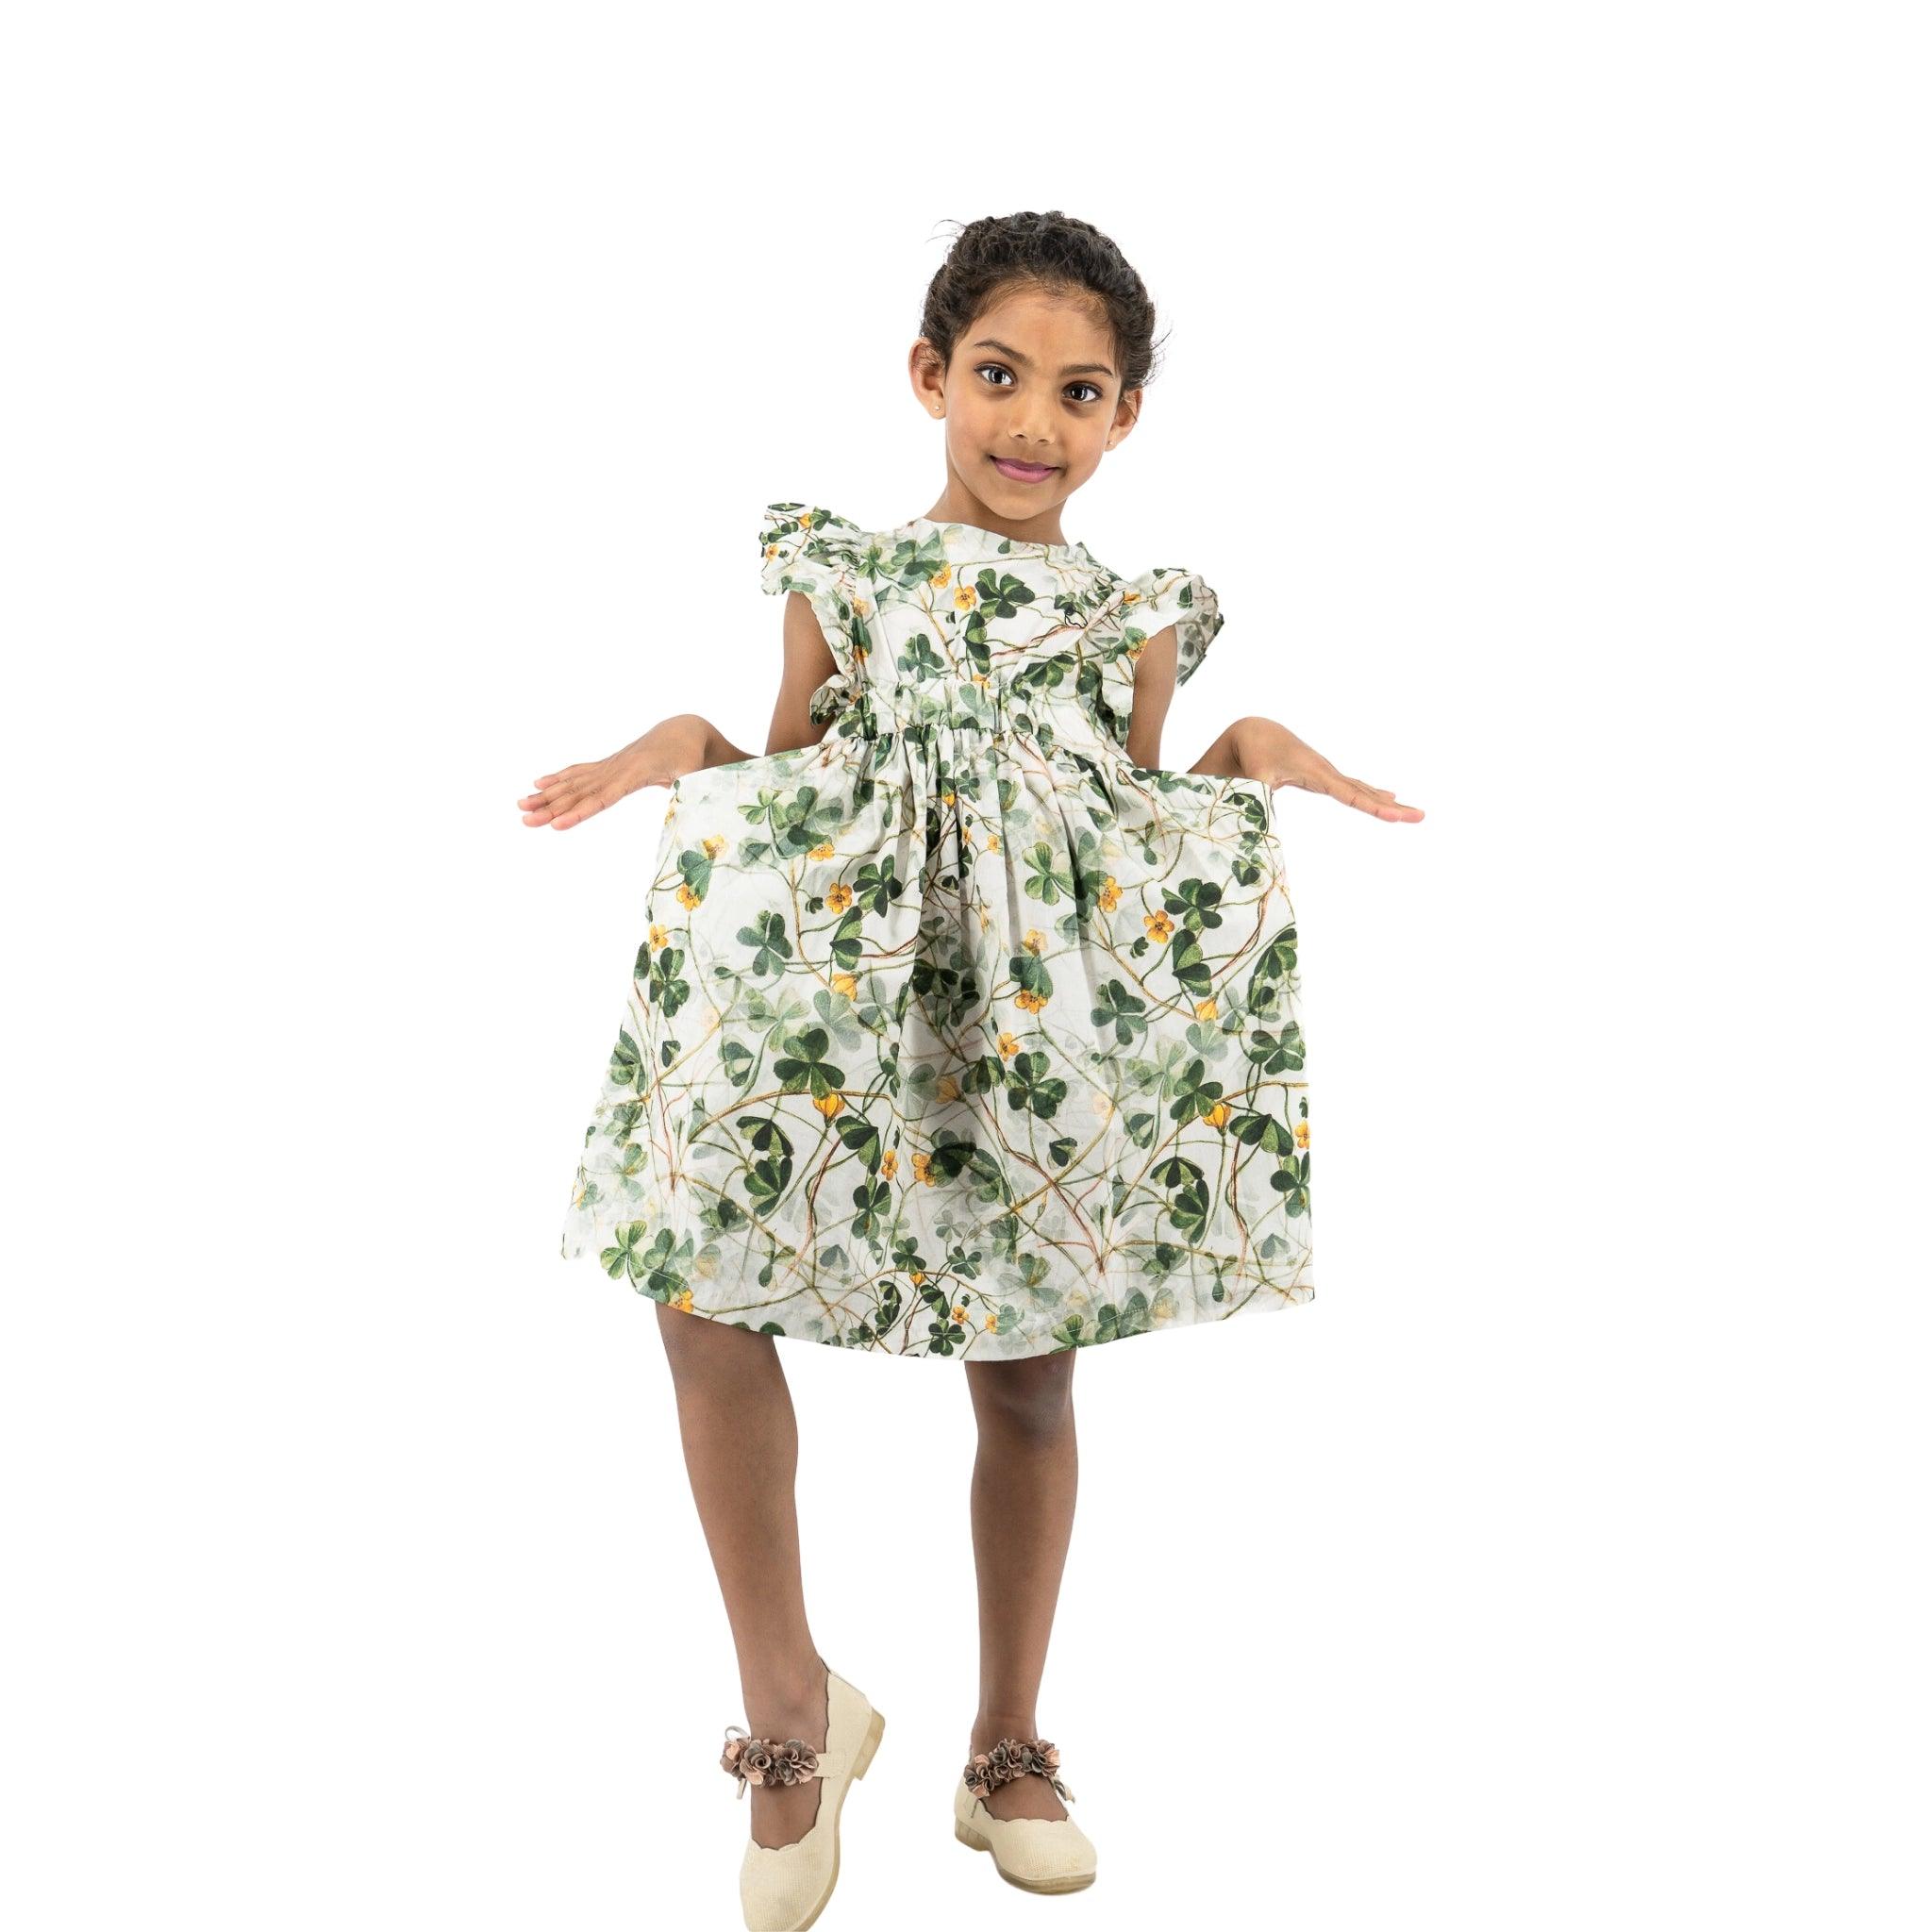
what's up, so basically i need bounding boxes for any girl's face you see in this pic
[912,284,1141,530]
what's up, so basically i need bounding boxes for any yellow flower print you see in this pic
[1205,1100,1232,1129]
[941,790,956,807]
[676,882,704,910]
[830,971,858,998]
[852,641,868,662]
[825,882,854,911]
[648,923,669,950]
[1294,1120,1310,1150]
[853,597,870,618]
[1195,998,1219,1020]
[809,841,836,860]
[1013,989,1048,1014]
[912,1151,936,1185]
[985,1311,999,1333]
[909,1269,925,1286]
[933,564,952,589]
[1122,588,1141,606]
[936,1074,960,1103]
[985,834,1001,854]
[1022,928,1046,954]
[799,509,816,528]
[813,1090,846,1118]
[880,1149,898,1179]
[971,672,990,687]
[951,1304,967,1324]
[702,834,727,858]
[1144,909,1174,942]
[1097,875,1120,911]
[673,1287,694,1312]
[955,583,976,610]
[996,1031,1020,1058]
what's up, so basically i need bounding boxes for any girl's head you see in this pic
[910,210,1166,524]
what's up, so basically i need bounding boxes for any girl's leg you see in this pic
[653,1301,829,1849]
[962,1347,1079,1821]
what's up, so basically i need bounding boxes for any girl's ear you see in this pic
[1109,388,1144,446]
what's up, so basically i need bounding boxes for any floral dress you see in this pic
[559,504,1313,1359]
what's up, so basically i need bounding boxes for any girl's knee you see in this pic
[968,1350,1075,1433]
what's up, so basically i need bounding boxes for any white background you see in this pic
[5,4,1926,1927]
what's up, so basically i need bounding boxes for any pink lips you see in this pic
[992,457,1058,482]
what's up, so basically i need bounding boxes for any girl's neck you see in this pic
[918,488,1070,553]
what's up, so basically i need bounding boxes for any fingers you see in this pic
[1333,772,1424,822]
[520,773,622,828]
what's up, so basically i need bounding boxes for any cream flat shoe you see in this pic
[953,1736,1097,1893]
[721,1662,886,1932]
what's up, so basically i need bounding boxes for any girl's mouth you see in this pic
[991,457,1058,483]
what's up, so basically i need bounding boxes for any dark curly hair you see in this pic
[917,210,1168,410]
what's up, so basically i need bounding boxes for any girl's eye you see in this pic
[975,364,1103,405]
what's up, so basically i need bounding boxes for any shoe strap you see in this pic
[962,1735,1076,1806]
[720,1724,855,1797]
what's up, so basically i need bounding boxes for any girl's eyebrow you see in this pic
[971,336,1115,379]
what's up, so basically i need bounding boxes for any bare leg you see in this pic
[653,1301,828,1849]
[963,1347,1078,1821]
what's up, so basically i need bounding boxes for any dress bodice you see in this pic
[758,503,1224,763]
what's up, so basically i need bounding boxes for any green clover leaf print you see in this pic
[737,909,792,976]
[602,1224,695,1298]
[850,1174,891,1237]
[743,782,844,858]
[1244,1021,1307,1075]
[1090,978,1148,1046]
[1009,947,1054,1002]
[977,569,1038,619]
[833,1110,883,1172]
[896,632,948,679]
[647,944,691,1017]
[1247,923,1300,1014]
[828,907,865,973]
[1151,1156,1211,1241]
[1165,926,1214,1001]
[1168,1058,1227,1126]
[606,1025,643,1089]
[1163,878,1225,933]
[1272,1150,1312,1217]
[851,856,905,915]
[772,1025,845,1100]
[1005,1050,1068,1120]
[1228,1108,1299,1154]
[1024,840,1076,905]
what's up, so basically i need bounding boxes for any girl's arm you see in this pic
[517,591,840,830]
[1129,628,1424,824]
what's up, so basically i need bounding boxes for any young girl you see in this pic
[524,210,1420,1932]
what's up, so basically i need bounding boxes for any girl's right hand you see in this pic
[518,712,715,830]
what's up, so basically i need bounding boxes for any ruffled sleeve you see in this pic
[758,502,870,722]
[1116,564,1224,687]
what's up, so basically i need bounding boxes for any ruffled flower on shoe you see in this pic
[962,1736,1075,1805]
[721,1724,823,1799]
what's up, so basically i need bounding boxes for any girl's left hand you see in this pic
[1235,716,1424,823]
